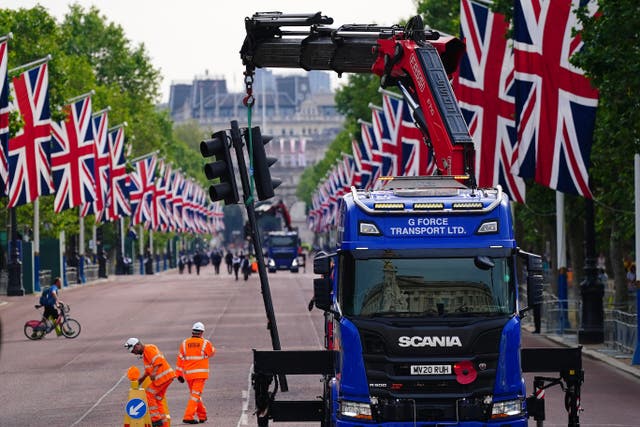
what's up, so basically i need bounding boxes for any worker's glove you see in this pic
[177,376,185,383]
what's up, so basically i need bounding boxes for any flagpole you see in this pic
[34,198,41,291]
[8,54,52,75]
[129,149,160,165]
[378,87,402,100]
[92,107,111,117]
[0,33,13,43]
[66,90,95,104]
[78,212,86,283]
[108,122,127,132]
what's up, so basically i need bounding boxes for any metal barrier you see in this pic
[604,309,638,354]
[520,285,638,357]
[0,270,7,295]
[85,264,99,282]
[39,269,52,289]
[66,267,78,285]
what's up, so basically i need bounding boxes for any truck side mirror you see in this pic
[313,277,332,311]
[313,252,331,276]
[527,272,544,306]
[517,250,544,312]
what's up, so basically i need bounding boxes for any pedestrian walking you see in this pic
[194,252,202,275]
[178,254,185,274]
[210,250,222,275]
[124,338,176,427]
[225,251,233,274]
[232,252,241,280]
[175,322,216,424]
[187,254,193,274]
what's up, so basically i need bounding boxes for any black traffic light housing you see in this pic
[200,130,239,205]
[244,126,281,201]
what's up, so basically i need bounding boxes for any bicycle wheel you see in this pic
[24,322,45,340]
[61,318,81,338]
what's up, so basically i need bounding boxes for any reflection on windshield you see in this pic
[269,236,297,246]
[340,256,514,317]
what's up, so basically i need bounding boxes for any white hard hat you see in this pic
[124,337,139,352]
[192,322,205,332]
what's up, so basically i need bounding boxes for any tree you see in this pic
[572,0,640,308]
[0,5,204,255]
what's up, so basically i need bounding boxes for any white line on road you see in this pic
[70,375,126,427]
[237,363,253,426]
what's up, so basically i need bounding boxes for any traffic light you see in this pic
[200,130,239,205]
[245,126,281,201]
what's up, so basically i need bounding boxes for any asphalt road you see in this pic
[1,267,638,426]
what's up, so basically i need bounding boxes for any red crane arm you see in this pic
[240,12,475,182]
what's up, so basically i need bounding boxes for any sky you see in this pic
[4,0,419,103]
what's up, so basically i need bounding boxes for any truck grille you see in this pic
[356,319,505,422]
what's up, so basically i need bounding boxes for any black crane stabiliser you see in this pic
[252,347,583,426]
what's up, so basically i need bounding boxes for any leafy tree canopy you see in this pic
[0,5,202,238]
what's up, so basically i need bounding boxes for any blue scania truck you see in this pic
[242,12,583,427]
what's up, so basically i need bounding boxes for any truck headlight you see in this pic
[339,400,372,420]
[268,259,275,267]
[292,258,298,267]
[491,398,523,418]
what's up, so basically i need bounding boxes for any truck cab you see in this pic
[266,231,300,273]
[314,176,535,425]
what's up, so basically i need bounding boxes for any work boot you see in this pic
[199,418,207,423]
[151,420,164,427]
[182,420,198,424]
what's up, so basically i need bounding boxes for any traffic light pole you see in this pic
[229,120,288,392]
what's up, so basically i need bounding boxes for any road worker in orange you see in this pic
[175,322,216,424]
[124,337,176,427]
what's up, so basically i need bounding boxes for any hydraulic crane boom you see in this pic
[240,11,475,181]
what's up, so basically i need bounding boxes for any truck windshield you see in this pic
[269,236,297,246]
[339,254,515,317]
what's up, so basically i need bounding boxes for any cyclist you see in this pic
[38,277,64,332]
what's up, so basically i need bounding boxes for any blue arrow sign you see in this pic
[126,398,147,419]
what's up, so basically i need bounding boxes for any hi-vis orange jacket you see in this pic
[143,344,176,386]
[176,336,216,380]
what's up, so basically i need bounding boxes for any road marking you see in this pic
[70,375,126,426]
[236,363,253,426]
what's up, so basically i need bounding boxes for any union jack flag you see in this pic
[381,92,435,177]
[455,0,525,202]
[360,120,382,188]
[181,179,193,232]
[0,39,8,195]
[160,163,175,231]
[371,105,397,177]
[171,171,185,232]
[129,155,156,226]
[81,110,110,219]
[351,137,371,189]
[51,96,96,213]
[151,159,170,231]
[107,126,130,220]
[512,0,598,198]
[7,63,53,208]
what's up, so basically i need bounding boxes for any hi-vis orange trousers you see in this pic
[183,378,208,422]
[146,380,171,423]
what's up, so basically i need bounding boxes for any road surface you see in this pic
[0,267,638,426]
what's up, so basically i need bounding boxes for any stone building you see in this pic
[168,69,345,242]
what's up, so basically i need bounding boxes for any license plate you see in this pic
[410,364,451,375]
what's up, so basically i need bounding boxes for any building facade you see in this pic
[169,69,345,241]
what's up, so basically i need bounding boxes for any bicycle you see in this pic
[24,303,81,340]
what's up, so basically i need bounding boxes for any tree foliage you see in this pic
[0,5,202,244]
